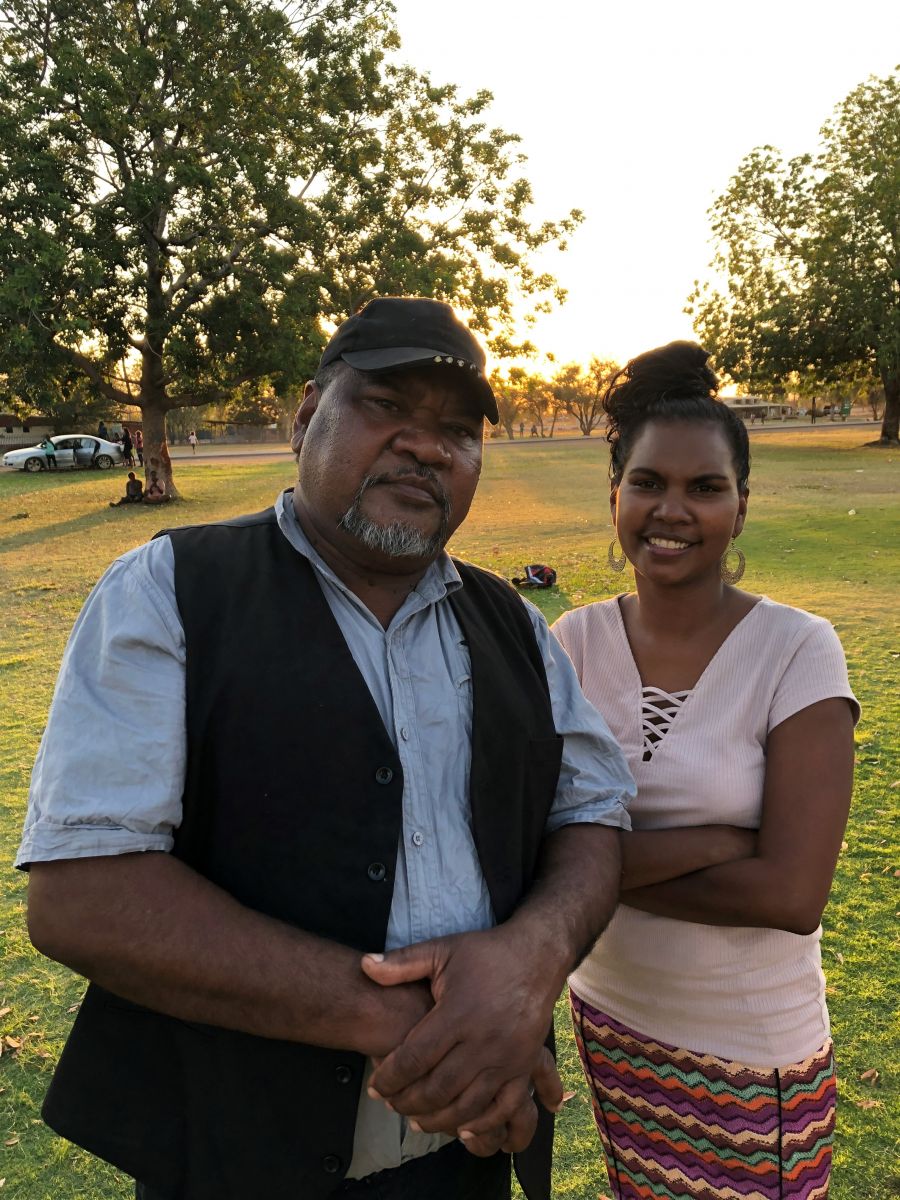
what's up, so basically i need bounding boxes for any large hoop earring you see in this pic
[607,539,627,573]
[720,541,746,584]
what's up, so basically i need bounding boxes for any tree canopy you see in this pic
[689,68,900,444]
[0,0,581,491]
[551,358,619,436]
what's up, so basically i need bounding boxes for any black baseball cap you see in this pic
[318,297,498,424]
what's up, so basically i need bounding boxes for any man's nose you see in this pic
[390,420,453,467]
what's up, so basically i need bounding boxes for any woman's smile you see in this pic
[644,535,694,554]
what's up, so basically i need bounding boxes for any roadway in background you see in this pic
[170,418,881,465]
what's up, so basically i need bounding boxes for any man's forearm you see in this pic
[27,852,428,1055]
[502,823,622,997]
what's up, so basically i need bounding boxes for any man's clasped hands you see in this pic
[358,919,567,1158]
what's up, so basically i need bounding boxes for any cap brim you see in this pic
[342,348,498,424]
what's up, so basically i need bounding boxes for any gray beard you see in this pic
[338,468,451,560]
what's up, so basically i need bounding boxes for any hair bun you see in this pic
[625,340,717,399]
[603,340,718,430]
[602,339,749,490]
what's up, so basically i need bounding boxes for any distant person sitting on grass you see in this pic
[109,472,143,507]
[142,470,169,504]
[40,437,58,470]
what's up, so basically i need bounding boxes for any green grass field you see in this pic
[1,430,898,1198]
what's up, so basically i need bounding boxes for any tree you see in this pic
[508,368,552,437]
[551,358,619,436]
[2,365,110,434]
[0,0,581,495]
[488,371,523,440]
[689,69,900,445]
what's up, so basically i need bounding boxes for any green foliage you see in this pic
[1,431,897,1197]
[1,369,113,433]
[690,69,900,442]
[550,358,620,436]
[0,0,580,461]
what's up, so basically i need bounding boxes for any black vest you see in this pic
[42,508,563,1200]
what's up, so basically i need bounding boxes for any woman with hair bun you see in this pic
[553,341,857,1200]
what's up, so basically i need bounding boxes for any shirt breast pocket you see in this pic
[454,670,473,741]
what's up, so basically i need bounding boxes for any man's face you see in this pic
[291,364,484,571]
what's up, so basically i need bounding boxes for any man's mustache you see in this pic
[360,466,451,515]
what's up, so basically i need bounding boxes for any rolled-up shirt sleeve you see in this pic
[524,602,634,834]
[15,537,186,867]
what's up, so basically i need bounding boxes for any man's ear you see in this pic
[291,381,320,455]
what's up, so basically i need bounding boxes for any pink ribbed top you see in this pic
[553,596,859,1067]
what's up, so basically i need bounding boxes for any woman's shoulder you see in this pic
[751,596,842,646]
[553,594,623,639]
[749,599,859,727]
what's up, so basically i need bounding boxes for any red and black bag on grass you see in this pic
[511,564,557,589]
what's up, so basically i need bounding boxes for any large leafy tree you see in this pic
[551,358,619,436]
[0,0,580,494]
[689,69,900,445]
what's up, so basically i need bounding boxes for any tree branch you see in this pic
[55,346,132,406]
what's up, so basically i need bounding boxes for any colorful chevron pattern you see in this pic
[570,993,835,1200]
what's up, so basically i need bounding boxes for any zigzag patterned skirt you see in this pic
[570,992,835,1200]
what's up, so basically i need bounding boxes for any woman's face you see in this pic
[611,418,747,587]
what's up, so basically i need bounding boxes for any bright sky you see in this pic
[391,0,899,371]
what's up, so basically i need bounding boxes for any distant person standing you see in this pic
[122,428,134,467]
[188,430,198,454]
[810,400,818,425]
[40,437,58,470]
[134,429,144,466]
[97,420,108,440]
[519,421,525,437]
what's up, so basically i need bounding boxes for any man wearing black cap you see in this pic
[19,298,633,1200]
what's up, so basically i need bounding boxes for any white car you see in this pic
[2,434,125,472]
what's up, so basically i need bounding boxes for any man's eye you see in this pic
[370,396,400,412]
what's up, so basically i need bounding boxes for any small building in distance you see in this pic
[724,397,796,422]
[0,413,55,448]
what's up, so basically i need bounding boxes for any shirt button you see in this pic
[335,1064,353,1085]
[367,862,387,882]
[411,831,424,847]
[322,1154,342,1174]
[400,727,409,741]
[374,767,394,785]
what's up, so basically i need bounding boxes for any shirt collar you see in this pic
[273,488,462,607]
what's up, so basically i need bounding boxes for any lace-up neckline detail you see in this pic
[641,686,691,761]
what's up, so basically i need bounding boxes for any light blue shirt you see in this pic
[17,489,634,1175]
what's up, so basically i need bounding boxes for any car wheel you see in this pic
[95,454,114,470]
[24,457,44,473]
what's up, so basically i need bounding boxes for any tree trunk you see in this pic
[139,337,181,498]
[879,372,900,443]
[140,401,180,498]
